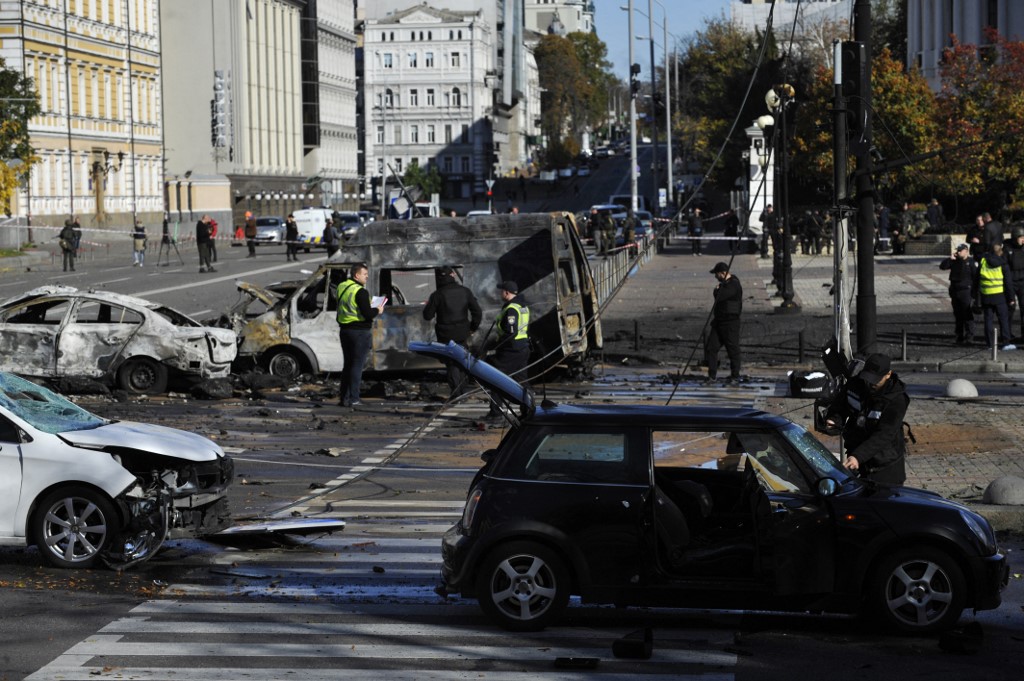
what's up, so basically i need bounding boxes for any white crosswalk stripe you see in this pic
[27,600,737,680]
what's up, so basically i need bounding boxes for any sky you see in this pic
[591,0,733,79]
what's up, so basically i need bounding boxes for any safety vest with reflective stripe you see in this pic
[336,279,365,324]
[979,257,1005,297]
[497,301,529,341]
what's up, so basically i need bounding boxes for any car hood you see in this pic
[61,421,225,461]
[409,341,534,412]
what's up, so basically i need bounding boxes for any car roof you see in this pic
[589,204,620,211]
[1,285,163,313]
[528,403,788,429]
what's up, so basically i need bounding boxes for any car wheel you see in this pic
[870,546,966,633]
[266,348,304,380]
[117,357,169,395]
[31,486,119,569]
[475,541,570,631]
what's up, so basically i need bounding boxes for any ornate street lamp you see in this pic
[759,85,800,313]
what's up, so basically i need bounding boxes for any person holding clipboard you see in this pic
[336,263,386,408]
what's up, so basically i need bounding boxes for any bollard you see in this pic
[901,329,907,362]
[656,236,665,253]
[798,330,804,364]
[634,319,640,351]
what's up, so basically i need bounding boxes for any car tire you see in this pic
[869,546,966,633]
[117,357,169,395]
[475,540,570,632]
[266,348,304,380]
[31,486,119,569]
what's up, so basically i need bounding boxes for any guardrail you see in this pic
[591,236,654,306]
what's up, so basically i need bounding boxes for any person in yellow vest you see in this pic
[486,280,530,416]
[978,242,1017,351]
[336,263,386,407]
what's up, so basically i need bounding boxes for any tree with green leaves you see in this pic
[0,57,40,217]
[402,158,443,199]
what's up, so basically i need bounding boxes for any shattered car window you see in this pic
[0,372,106,434]
[0,299,71,325]
[74,301,143,324]
[151,306,201,327]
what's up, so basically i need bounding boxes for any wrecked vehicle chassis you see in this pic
[229,212,603,379]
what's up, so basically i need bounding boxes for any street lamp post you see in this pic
[627,1,638,213]
[647,0,659,212]
[765,84,799,313]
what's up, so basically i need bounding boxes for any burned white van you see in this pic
[225,212,602,378]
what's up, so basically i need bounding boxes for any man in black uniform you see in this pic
[939,243,978,345]
[423,266,483,396]
[825,353,909,485]
[704,262,742,383]
[758,204,775,259]
[1005,226,1024,340]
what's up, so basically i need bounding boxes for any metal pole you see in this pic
[648,0,659,213]
[854,0,877,354]
[663,16,673,211]
[628,1,638,214]
[832,40,851,361]
[778,88,799,312]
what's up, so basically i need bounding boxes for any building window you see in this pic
[395,158,403,172]
[383,53,393,69]
[409,52,417,68]
[425,51,434,68]
[427,124,435,143]
[384,89,394,107]
[461,124,470,143]
[376,126,384,144]
[394,125,402,145]
[443,156,453,173]
[411,125,419,143]
[444,124,453,144]
[409,89,418,106]
[452,87,461,108]
[426,88,435,106]
[451,52,461,68]
[461,156,470,173]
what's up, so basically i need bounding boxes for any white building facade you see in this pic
[363,5,495,202]
[524,0,594,36]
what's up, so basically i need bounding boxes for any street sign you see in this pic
[658,188,667,208]
[485,179,495,190]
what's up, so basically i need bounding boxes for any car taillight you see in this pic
[462,488,482,535]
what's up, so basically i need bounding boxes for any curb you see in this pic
[965,503,1024,533]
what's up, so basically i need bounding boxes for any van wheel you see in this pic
[869,546,966,633]
[475,541,570,631]
[266,348,304,380]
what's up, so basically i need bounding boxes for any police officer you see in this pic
[488,280,530,415]
[1005,226,1024,340]
[825,353,909,485]
[705,262,742,383]
[336,263,386,407]
[939,243,978,345]
[423,266,483,396]
[600,211,615,257]
[978,242,1016,350]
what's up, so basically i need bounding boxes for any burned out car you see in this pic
[411,341,1008,633]
[0,372,233,569]
[0,286,236,394]
[226,213,601,379]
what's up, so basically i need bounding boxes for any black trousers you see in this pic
[950,288,975,342]
[705,319,741,379]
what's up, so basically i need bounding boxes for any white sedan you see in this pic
[0,372,234,569]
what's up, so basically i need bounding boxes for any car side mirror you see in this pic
[817,477,839,497]
[481,448,496,463]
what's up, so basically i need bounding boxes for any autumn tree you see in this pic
[402,159,443,198]
[0,57,40,216]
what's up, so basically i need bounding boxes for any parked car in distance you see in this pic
[291,207,334,252]
[334,211,363,241]
[557,167,575,178]
[465,210,493,219]
[594,146,612,158]
[0,286,236,394]
[0,371,234,569]
[254,216,285,244]
[411,341,1008,634]
[576,165,591,178]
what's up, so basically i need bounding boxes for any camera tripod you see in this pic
[157,236,184,266]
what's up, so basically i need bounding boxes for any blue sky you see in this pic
[591,0,732,79]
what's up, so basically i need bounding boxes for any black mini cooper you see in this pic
[410,342,1008,633]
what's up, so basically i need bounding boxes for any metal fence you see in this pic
[591,236,654,307]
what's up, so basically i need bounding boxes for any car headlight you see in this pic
[461,487,482,536]
[959,509,997,554]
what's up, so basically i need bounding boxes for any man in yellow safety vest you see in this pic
[978,242,1017,351]
[336,263,386,407]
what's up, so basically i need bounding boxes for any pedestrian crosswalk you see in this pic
[27,600,738,680]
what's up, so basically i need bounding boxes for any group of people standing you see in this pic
[58,215,83,272]
[942,212,1024,349]
[334,265,531,417]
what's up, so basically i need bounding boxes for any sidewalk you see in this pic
[597,235,1024,530]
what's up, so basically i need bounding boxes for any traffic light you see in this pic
[629,63,641,98]
[840,41,867,138]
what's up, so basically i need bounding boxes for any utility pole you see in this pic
[853,0,876,354]
[647,0,659,213]
[663,19,673,211]
[628,1,639,213]
[833,40,853,359]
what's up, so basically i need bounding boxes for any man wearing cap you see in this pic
[423,266,483,397]
[705,262,742,383]
[825,353,909,485]
[939,243,978,345]
[486,280,530,416]
[244,211,258,257]
[1005,226,1024,340]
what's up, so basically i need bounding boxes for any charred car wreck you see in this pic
[0,372,234,569]
[0,286,237,394]
[224,212,602,379]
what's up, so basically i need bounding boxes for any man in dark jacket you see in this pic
[982,211,1004,253]
[423,266,483,396]
[940,243,978,345]
[487,280,531,417]
[1005,226,1024,340]
[978,242,1016,350]
[284,214,299,262]
[196,215,215,273]
[244,211,258,257]
[705,262,742,382]
[758,204,775,259]
[687,208,703,256]
[825,353,909,485]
